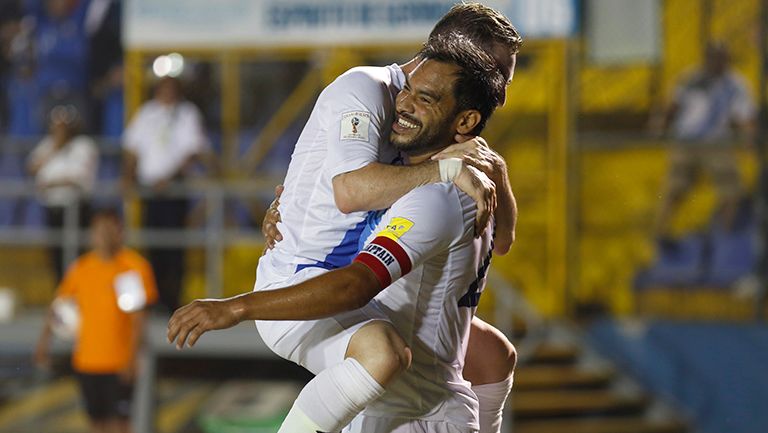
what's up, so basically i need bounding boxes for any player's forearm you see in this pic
[333,161,439,213]
[493,166,516,255]
[232,264,380,321]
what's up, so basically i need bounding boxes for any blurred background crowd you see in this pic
[0,1,767,433]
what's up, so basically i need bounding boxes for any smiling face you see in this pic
[390,60,462,156]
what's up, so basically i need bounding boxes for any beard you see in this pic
[391,113,454,156]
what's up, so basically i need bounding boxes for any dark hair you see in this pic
[419,33,505,135]
[91,206,123,224]
[429,3,523,62]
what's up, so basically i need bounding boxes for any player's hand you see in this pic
[431,135,505,182]
[262,185,284,250]
[453,164,497,236]
[167,298,242,349]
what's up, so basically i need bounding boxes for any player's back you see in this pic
[352,183,493,432]
[267,64,404,276]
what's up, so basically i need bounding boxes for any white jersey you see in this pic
[268,64,404,273]
[351,183,494,432]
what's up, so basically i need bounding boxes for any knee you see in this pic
[465,320,516,384]
[347,322,411,386]
[507,342,518,375]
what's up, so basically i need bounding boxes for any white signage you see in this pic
[124,0,578,48]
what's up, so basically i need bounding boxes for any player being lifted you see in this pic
[170,3,521,433]
[170,32,507,433]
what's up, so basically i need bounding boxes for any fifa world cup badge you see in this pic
[341,111,370,141]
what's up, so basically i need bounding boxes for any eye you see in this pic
[419,96,432,104]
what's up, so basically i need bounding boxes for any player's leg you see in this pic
[75,372,120,433]
[464,317,516,433]
[279,320,411,433]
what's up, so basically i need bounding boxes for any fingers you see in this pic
[167,304,206,349]
[274,184,284,199]
[474,184,495,237]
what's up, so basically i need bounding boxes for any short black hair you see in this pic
[419,32,505,135]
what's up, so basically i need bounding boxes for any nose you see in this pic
[396,90,415,114]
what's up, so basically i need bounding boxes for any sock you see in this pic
[278,358,385,433]
[472,375,514,433]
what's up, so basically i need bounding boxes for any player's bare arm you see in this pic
[167,262,382,349]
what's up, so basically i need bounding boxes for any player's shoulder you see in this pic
[118,248,151,269]
[394,183,467,232]
[323,65,396,97]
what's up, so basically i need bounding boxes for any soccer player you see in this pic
[169,33,505,433]
[263,4,520,432]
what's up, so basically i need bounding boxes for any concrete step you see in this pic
[513,389,648,419]
[515,416,688,433]
[515,365,615,390]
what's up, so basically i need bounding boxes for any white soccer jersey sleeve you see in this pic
[322,67,397,180]
[353,184,465,287]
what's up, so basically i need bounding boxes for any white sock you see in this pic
[472,375,514,433]
[279,358,385,433]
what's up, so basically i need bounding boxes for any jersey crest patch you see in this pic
[378,217,414,242]
[340,111,370,141]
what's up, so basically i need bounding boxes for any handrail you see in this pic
[0,178,283,298]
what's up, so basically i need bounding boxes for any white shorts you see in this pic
[253,254,388,375]
[344,415,478,433]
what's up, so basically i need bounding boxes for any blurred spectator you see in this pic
[5,9,43,136]
[0,0,24,130]
[27,104,97,281]
[652,42,756,241]
[32,0,91,129]
[34,208,158,433]
[122,76,210,311]
[86,0,123,137]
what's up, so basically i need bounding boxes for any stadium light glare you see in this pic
[167,53,185,77]
[152,55,172,77]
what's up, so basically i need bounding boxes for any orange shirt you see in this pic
[57,248,158,374]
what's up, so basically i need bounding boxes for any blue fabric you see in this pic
[34,0,90,95]
[635,235,707,289]
[295,215,372,273]
[101,88,124,138]
[704,226,756,287]
[6,75,42,136]
[588,319,768,433]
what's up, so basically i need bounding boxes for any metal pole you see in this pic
[133,342,156,433]
[62,202,80,274]
[205,188,225,298]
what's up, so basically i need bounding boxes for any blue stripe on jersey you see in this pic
[296,213,374,273]
[357,210,386,253]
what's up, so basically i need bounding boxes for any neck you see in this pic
[96,246,120,260]
[406,148,445,165]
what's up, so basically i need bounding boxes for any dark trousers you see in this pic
[45,202,91,283]
[143,197,188,312]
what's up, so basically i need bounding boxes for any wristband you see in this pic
[439,158,463,183]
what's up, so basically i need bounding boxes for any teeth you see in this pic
[398,117,418,129]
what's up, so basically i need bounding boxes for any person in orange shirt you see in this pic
[35,207,158,433]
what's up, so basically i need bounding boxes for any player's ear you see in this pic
[454,110,482,135]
